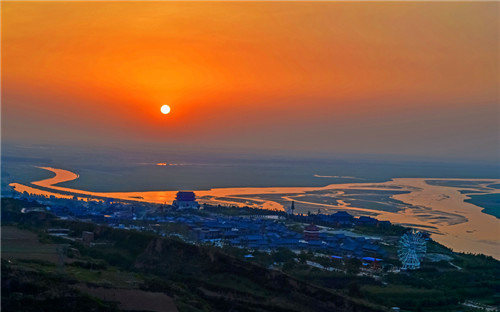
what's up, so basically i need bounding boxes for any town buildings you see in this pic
[172,191,200,209]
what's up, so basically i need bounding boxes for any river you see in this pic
[10,167,500,259]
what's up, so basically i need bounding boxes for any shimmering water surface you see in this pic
[10,167,500,259]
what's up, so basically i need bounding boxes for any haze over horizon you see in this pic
[2,1,499,163]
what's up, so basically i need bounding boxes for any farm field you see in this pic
[2,226,60,263]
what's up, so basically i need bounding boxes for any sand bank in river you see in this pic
[10,167,500,259]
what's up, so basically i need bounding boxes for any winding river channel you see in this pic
[10,167,500,259]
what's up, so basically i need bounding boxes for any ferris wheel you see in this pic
[398,229,427,270]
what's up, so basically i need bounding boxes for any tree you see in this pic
[345,258,362,275]
[282,259,296,271]
[298,251,308,264]
[348,281,362,297]
[272,248,295,263]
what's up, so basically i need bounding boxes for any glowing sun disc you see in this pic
[160,105,171,114]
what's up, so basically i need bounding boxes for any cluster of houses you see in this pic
[187,216,387,259]
[14,190,389,259]
[15,190,200,219]
[289,210,392,228]
[13,191,151,220]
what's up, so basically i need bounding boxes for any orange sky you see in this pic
[2,1,499,161]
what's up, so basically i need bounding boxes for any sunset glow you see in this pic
[2,3,499,306]
[2,1,498,161]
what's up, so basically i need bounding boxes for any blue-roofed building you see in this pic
[192,227,221,240]
[276,238,300,249]
[307,240,324,250]
[362,243,387,258]
[241,234,266,243]
[330,211,355,226]
[222,230,239,239]
[341,242,357,254]
[230,238,241,245]
[327,242,341,252]
[356,216,378,226]
[378,220,391,227]
[173,191,200,210]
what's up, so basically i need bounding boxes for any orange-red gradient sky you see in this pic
[2,1,499,161]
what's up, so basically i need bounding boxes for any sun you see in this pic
[160,105,171,115]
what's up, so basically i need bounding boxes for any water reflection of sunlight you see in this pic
[9,167,500,258]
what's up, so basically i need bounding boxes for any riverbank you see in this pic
[9,167,500,259]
